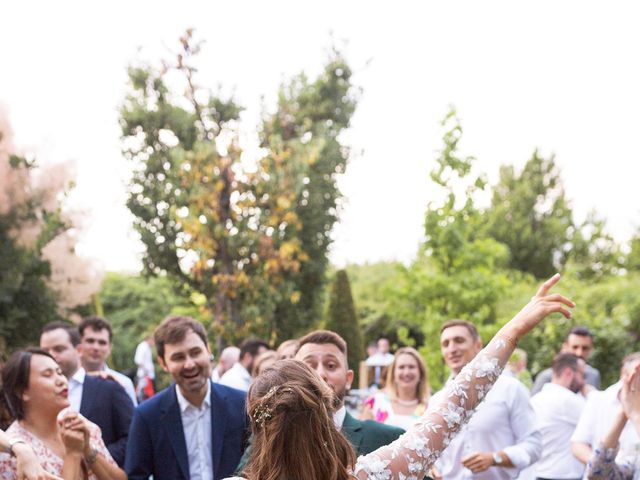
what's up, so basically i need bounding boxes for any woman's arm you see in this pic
[584,411,632,480]
[0,429,63,480]
[354,274,574,480]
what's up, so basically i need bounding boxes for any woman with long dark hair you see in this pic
[227,274,574,480]
[0,348,126,480]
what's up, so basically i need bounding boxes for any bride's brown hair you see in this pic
[243,359,356,480]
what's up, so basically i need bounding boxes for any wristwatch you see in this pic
[7,438,27,456]
[492,452,504,465]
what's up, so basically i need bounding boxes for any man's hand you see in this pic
[461,452,494,473]
[429,466,442,480]
[86,370,117,382]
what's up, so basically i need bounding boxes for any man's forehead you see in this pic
[41,328,71,345]
[441,326,473,341]
[566,334,592,346]
[83,327,109,339]
[296,343,344,360]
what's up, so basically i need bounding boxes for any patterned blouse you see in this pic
[225,334,512,480]
[585,443,640,480]
[0,419,116,480]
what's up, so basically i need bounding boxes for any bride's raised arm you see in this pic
[353,273,574,480]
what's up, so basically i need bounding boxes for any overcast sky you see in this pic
[1,1,639,272]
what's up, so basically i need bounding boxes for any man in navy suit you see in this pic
[40,322,134,467]
[125,316,247,480]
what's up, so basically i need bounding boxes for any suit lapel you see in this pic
[210,382,226,479]
[161,387,190,480]
[341,411,364,454]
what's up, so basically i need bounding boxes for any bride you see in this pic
[227,274,574,480]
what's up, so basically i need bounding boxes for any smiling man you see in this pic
[432,320,541,480]
[125,315,247,480]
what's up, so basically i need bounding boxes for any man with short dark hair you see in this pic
[531,326,601,395]
[40,321,134,467]
[235,329,405,473]
[530,353,586,480]
[219,338,269,392]
[432,319,541,480]
[125,316,246,480]
[78,316,137,405]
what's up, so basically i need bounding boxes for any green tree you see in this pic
[627,228,640,271]
[325,270,363,381]
[121,31,358,343]
[393,108,510,388]
[485,150,573,278]
[260,50,359,339]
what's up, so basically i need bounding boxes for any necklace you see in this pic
[394,398,419,406]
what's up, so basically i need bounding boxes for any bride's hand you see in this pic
[503,273,575,340]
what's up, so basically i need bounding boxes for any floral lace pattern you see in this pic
[585,443,638,480]
[353,336,510,480]
[0,419,116,480]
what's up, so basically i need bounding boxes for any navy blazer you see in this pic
[80,373,134,467]
[125,381,247,480]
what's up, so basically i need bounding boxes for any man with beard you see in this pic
[219,339,269,392]
[530,353,587,480]
[235,329,404,473]
[125,316,246,480]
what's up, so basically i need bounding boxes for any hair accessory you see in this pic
[252,385,293,428]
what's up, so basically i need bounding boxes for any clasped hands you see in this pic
[58,412,95,461]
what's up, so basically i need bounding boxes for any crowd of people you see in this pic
[1,274,639,480]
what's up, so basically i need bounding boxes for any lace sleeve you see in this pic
[353,335,513,480]
[585,444,634,480]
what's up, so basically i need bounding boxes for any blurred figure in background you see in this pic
[361,347,429,430]
[212,346,240,383]
[276,339,299,360]
[251,350,278,377]
[507,348,533,389]
[365,337,395,388]
[79,316,137,405]
[134,335,155,402]
[219,338,269,392]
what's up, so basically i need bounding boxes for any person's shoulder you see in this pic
[359,417,405,439]
[212,382,247,402]
[135,385,175,416]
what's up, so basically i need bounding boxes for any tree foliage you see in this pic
[325,270,363,380]
[121,31,357,343]
[485,150,573,279]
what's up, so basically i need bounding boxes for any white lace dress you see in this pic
[226,335,511,480]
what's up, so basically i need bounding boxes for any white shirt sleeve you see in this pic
[502,382,542,469]
[571,390,600,445]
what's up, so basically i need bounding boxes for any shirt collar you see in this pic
[70,367,86,385]
[333,405,347,428]
[176,380,211,412]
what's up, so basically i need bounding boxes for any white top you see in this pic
[222,334,518,480]
[433,372,542,480]
[334,405,346,429]
[530,382,585,479]
[365,352,395,367]
[68,367,86,412]
[134,340,155,379]
[572,380,640,453]
[219,362,251,391]
[104,364,138,405]
[176,381,213,480]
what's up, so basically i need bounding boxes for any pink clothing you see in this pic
[0,419,116,480]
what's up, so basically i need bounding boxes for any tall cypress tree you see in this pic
[326,270,363,381]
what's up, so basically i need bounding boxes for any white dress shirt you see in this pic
[104,364,138,406]
[68,367,86,412]
[134,340,155,379]
[572,380,640,452]
[334,405,347,429]
[530,382,586,479]
[176,381,213,480]
[219,362,251,392]
[434,373,542,480]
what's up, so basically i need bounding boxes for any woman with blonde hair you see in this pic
[361,347,429,430]
[225,274,574,480]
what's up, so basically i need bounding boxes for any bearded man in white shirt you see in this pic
[219,339,269,391]
[432,320,541,480]
[530,353,586,480]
